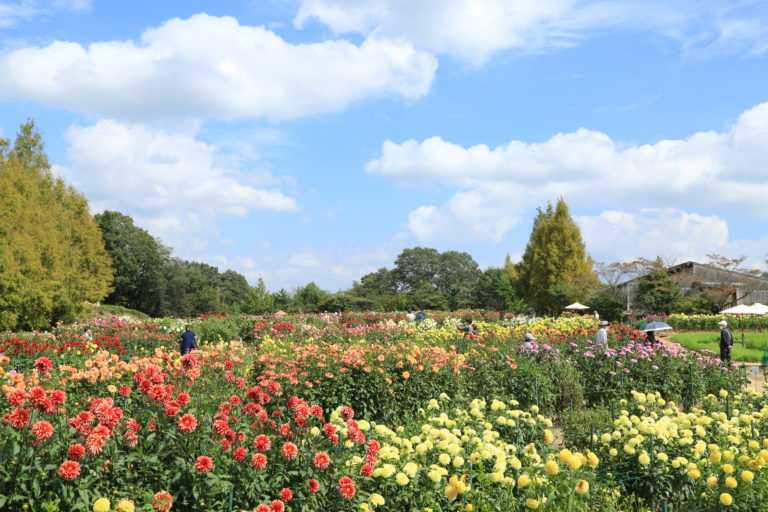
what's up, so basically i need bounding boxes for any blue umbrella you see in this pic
[642,321,673,332]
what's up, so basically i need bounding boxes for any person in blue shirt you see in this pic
[180,325,198,356]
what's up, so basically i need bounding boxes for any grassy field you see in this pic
[671,330,768,363]
[78,303,150,321]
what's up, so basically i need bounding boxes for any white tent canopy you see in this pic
[564,302,590,310]
[721,304,763,315]
[749,303,768,315]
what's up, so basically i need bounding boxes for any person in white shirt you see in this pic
[595,321,609,348]
[522,332,537,351]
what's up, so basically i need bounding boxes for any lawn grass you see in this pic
[671,330,768,363]
[78,303,150,321]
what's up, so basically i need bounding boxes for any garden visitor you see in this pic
[522,332,536,351]
[595,321,609,348]
[406,312,416,321]
[718,320,733,364]
[180,325,198,356]
[644,330,657,346]
[460,317,477,336]
[415,310,426,322]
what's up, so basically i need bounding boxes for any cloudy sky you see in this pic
[1,0,767,290]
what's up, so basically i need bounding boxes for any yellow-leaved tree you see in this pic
[0,121,112,330]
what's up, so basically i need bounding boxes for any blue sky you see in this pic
[1,0,768,290]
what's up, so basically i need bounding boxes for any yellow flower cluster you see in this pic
[92,497,134,512]
[595,390,768,510]
[343,397,598,510]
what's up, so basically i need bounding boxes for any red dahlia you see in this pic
[253,434,271,452]
[68,443,86,460]
[251,452,268,470]
[177,413,197,433]
[279,488,293,502]
[58,460,81,480]
[281,442,298,460]
[194,455,214,473]
[313,451,331,470]
[31,420,54,442]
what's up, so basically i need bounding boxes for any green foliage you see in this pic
[191,315,254,344]
[672,293,719,314]
[475,267,521,311]
[294,282,329,312]
[0,121,113,330]
[561,406,613,449]
[589,287,627,321]
[635,258,682,314]
[95,211,168,316]
[240,278,274,314]
[352,247,483,311]
[78,303,150,321]
[318,293,376,312]
[96,209,263,317]
[272,289,292,311]
[518,198,600,313]
[435,250,482,309]
[350,267,395,303]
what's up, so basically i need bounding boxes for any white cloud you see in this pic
[0,0,89,27]
[295,0,618,65]
[295,0,768,65]
[235,246,397,291]
[577,208,730,262]
[577,208,768,268]
[56,119,297,254]
[287,252,322,268]
[0,13,437,121]
[367,101,768,243]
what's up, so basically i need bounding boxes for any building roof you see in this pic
[619,260,768,289]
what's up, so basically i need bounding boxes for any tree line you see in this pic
[2,121,765,328]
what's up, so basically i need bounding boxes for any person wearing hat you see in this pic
[522,332,536,351]
[718,320,733,364]
[595,321,609,348]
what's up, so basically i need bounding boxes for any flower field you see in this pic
[0,313,760,511]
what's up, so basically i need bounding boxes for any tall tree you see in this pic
[635,258,682,314]
[475,267,521,312]
[242,278,275,314]
[436,251,482,309]
[392,247,442,293]
[517,198,599,313]
[0,121,112,329]
[352,268,395,299]
[96,211,168,315]
[294,282,329,312]
[272,289,293,311]
[218,270,251,312]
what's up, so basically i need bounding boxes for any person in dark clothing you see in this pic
[718,320,733,364]
[180,325,198,356]
[415,310,426,322]
[644,330,656,346]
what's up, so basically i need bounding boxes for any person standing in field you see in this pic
[595,321,609,349]
[718,320,733,364]
[180,324,198,356]
[522,332,537,351]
